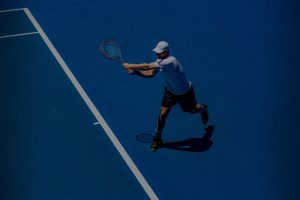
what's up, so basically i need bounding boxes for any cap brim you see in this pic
[152,47,164,54]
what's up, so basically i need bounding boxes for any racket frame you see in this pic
[99,40,124,64]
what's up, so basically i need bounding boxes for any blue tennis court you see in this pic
[1,1,300,200]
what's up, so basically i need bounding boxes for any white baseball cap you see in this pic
[152,41,169,53]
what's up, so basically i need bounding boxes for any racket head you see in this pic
[99,40,124,64]
[135,134,154,143]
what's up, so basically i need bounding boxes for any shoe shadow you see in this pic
[162,125,215,152]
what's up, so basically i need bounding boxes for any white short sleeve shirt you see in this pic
[155,56,191,95]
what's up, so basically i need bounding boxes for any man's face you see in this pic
[156,51,168,59]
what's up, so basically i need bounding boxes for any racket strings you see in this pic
[100,40,123,63]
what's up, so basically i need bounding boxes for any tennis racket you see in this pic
[99,40,143,75]
[99,40,124,65]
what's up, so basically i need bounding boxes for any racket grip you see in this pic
[131,69,140,75]
[127,69,140,75]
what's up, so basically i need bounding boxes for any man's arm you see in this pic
[131,68,158,78]
[123,62,158,70]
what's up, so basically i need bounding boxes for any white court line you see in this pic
[0,8,25,13]
[0,32,39,39]
[23,8,159,200]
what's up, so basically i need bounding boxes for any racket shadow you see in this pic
[161,125,215,153]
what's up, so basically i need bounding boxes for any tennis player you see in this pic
[123,41,209,151]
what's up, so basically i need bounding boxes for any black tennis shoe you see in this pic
[150,136,163,151]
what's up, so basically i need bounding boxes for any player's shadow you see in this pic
[162,125,215,152]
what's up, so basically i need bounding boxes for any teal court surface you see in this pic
[0,8,153,200]
[1,1,300,200]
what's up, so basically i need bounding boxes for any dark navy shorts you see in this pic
[161,86,197,112]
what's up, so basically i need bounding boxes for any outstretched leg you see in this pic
[156,106,172,134]
[151,106,173,151]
